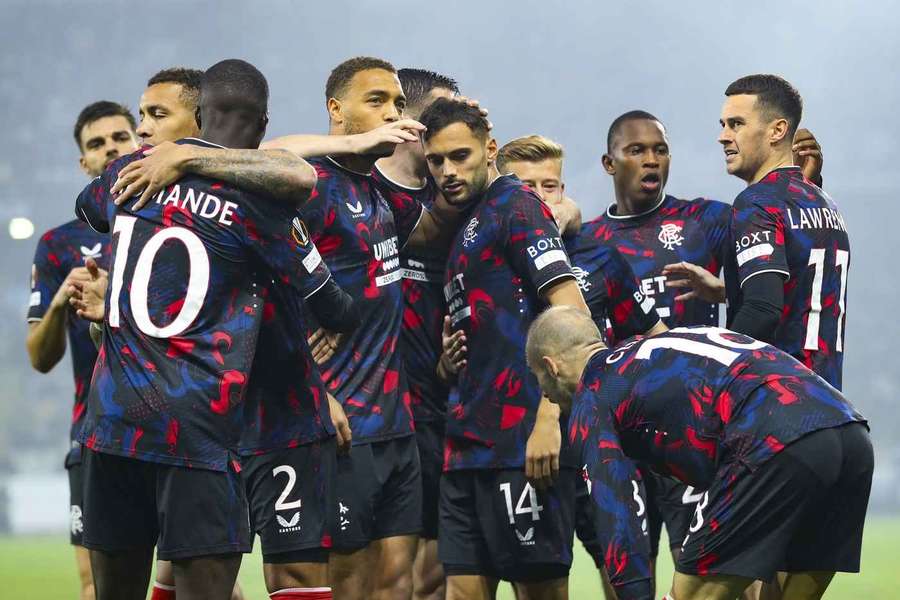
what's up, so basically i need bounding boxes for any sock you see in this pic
[150,581,176,600]
[270,588,332,600]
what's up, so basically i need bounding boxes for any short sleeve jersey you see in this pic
[299,157,414,443]
[565,235,660,345]
[724,167,850,389]
[371,166,448,422]
[238,224,335,455]
[568,326,865,592]
[27,219,111,466]
[75,138,318,471]
[443,175,575,470]
[582,195,730,327]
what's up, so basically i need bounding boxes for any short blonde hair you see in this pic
[497,135,564,172]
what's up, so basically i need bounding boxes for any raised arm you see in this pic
[110,142,318,209]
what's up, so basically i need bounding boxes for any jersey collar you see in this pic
[326,155,372,177]
[605,194,668,220]
[180,137,227,149]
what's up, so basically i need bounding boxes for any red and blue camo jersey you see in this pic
[724,167,850,390]
[238,222,335,455]
[75,138,319,471]
[27,219,110,467]
[371,165,448,423]
[581,195,731,329]
[444,175,575,470]
[568,326,865,594]
[564,236,661,344]
[299,157,422,443]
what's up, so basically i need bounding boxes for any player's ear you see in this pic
[194,107,202,130]
[327,97,343,126]
[485,137,498,163]
[541,355,560,378]
[601,153,615,175]
[770,117,790,146]
[78,154,91,177]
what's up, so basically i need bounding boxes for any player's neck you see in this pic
[748,149,793,185]
[333,153,377,175]
[614,188,665,217]
[199,120,259,150]
[376,146,427,188]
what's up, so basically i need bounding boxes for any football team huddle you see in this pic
[26,56,870,600]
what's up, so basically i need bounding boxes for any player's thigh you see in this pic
[677,446,825,583]
[445,574,499,600]
[782,423,873,574]
[476,468,576,584]
[416,420,444,541]
[333,441,378,551]
[154,460,251,561]
[413,537,445,598]
[244,438,337,564]
[172,553,243,600]
[80,449,157,554]
[673,571,755,600]
[372,435,423,541]
[329,545,375,599]
[262,552,329,592]
[371,534,418,593]
[90,546,155,600]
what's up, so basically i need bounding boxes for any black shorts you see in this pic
[68,463,85,546]
[574,464,651,571]
[81,449,251,561]
[333,435,422,550]
[243,437,336,563]
[416,420,444,540]
[439,468,577,582]
[677,423,873,581]
[643,469,703,557]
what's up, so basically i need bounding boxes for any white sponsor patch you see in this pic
[401,268,431,282]
[656,306,671,318]
[640,295,656,314]
[450,305,472,326]
[533,249,568,271]
[736,243,774,267]
[302,246,323,274]
[375,270,403,287]
[29,291,41,307]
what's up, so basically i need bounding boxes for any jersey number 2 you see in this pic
[109,216,210,338]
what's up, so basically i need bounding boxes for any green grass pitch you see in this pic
[2,516,897,598]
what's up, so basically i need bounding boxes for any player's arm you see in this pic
[726,192,789,342]
[549,195,582,237]
[602,246,666,341]
[110,142,318,210]
[582,406,653,600]
[262,120,424,158]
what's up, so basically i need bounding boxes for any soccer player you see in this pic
[497,135,665,598]
[74,59,318,600]
[261,56,466,600]
[578,110,734,576]
[25,100,138,600]
[420,98,588,600]
[370,67,458,600]
[720,74,848,390]
[135,67,204,147]
[526,306,872,600]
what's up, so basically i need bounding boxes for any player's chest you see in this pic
[57,233,111,270]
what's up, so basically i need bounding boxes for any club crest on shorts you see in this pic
[658,223,684,250]
[291,217,310,247]
[70,504,83,536]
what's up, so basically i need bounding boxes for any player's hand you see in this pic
[349,119,425,155]
[792,128,823,184]
[661,261,726,303]
[549,196,582,236]
[455,96,492,131]
[525,397,562,490]
[327,393,352,454]
[111,142,194,210]
[51,266,93,310]
[437,316,466,382]
[308,328,343,365]
[68,257,108,322]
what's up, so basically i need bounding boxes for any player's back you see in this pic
[76,139,303,471]
[573,326,863,488]
[726,167,850,388]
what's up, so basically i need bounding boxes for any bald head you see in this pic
[526,306,603,368]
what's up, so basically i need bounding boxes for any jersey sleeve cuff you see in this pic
[740,268,790,289]
[535,271,576,295]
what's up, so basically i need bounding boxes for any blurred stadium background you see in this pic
[1,0,897,596]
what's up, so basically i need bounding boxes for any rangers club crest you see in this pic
[658,223,684,250]
[462,217,479,248]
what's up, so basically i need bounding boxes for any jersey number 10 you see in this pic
[109,216,211,338]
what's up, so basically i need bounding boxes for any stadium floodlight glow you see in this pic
[9,217,35,240]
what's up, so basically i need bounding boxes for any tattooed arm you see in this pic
[110,141,318,209]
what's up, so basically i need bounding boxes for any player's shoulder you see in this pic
[38,217,94,247]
